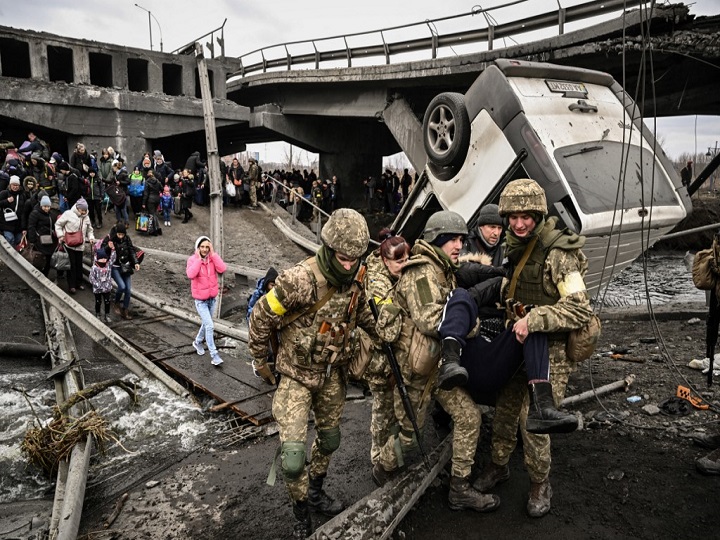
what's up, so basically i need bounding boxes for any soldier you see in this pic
[473,178,592,517]
[361,229,411,486]
[374,211,500,513]
[461,203,505,267]
[247,156,260,209]
[248,208,377,538]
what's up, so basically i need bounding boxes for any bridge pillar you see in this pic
[28,40,49,80]
[319,151,382,210]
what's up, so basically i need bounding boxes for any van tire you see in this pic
[423,92,470,170]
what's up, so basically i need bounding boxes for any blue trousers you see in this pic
[194,297,218,356]
[112,268,133,309]
[438,288,550,402]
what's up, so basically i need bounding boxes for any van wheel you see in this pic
[423,92,470,170]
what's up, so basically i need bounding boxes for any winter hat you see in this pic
[431,233,458,247]
[40,195,51,206]
[9,175,20,186]
[195,236,211,251]
[115,222,127,234]
[153,150,162,158]
[163,185,171,193]
[75,198,88,210]
[51,152,63,163]
[58,161,70,172]
[95,248,107,260]
[263,267,279,292]
[476,204,503,227]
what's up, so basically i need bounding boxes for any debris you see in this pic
[688,357,720,376]
[607,470,625,481]
[658,397,692,416]
[561,374,636,407]
[639,337,657,344]
[145,480,160,488]
[104,493,129,529]
[642,404,661,416]
[627,395,642,403]
[687,317,702,325]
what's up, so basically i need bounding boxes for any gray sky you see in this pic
[3,0,718,164]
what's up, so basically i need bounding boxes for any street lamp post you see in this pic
[706,141,719,159]
[134,4,163,52]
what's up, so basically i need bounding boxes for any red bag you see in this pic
[64,229,84,247]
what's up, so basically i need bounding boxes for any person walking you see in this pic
[102,222,140,320]
[248,208,377,538]
[247,157,260,209]
[55,198,95,293]
[26,194,57,276]
[186,236,227,367]
[473,178,593,518]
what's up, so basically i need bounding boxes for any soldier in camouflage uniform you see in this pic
[375,211,500,513]
[473,179,592,518]
[247,157,259,208]
[248,208,377,538]
[361,229,411,487]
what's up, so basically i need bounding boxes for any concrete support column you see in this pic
[113,53,127,91]
[29,40,49,80]
[73,46,90,85]
[319,151,382,210]
[182,59,195,97]
[147,59,163,94]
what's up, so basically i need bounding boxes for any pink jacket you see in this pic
[186,252,227,300]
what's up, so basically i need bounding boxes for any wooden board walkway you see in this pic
[109,307,274,425]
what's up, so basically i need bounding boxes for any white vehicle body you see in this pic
[394,59,691,294]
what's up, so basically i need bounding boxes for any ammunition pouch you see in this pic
[375,303,403,343]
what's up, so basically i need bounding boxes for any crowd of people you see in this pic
[248,179,593,538]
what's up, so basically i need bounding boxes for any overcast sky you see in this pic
[3,0,718,165]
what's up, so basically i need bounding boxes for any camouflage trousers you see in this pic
[378,371,481,478]
[249,180,257,206]
[368,380,396,466]
[272,369,346,502]
[490,340,573,483]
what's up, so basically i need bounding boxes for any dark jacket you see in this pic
[27,204,57,255]
[463,229,506,268]
[142,176,163,209]
[102,229,138,275]
[69,150,92,176]
[180,178,195,210]
[63,171,83,208]
[184,152,205,174]
[152,160,174,182]
[0,188,28,233]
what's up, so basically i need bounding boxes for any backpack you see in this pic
[37,138,51,162]
[128,175,145,197]
[693,243,720,290]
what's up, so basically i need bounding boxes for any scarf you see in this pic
[505,217,547,255]
[316,245,357,288]
[431,245,460,271]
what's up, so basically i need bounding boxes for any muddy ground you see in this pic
[4,199,720,539]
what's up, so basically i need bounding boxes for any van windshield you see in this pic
[554,142,677,214]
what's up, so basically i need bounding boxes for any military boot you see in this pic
[308,475,344,516]
[696,448,720,475]
[371,463,397,488]
[448,476,500,512]
[436,338,468,390]
[526,382,578,434]
[527,479,552,518]
[292,500,313,538]
[472,461,510,492]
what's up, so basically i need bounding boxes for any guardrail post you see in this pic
[488,25,495,51]
[313,41,320,69]
[381,31,390,65]
[559,8,566,35]
[344,37,352,68]
[285,45,292,70]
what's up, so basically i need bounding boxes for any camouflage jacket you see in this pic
[503,217,592,337]
[388,240,457,381]
[248,256,376,390]
[362,250,396,384]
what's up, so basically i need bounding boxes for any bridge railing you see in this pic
[231,0,647,78]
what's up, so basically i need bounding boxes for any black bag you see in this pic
[106,184,126,207]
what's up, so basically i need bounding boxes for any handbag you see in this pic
[22,244,45,270]
[15,233,28,252]
[4,208,18,222]
[64,229,84,247]
[173,195,182,216]
[50,245,70,271]
[39,234,53,245]
[225,182,236,198]
[136,213,149,232]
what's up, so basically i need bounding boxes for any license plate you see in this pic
[545,80,587,94]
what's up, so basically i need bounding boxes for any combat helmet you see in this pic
[498,178,548,217]
[422,211,468,244]
[321,208,370,258]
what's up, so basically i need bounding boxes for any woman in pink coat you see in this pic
[186,235,227,366]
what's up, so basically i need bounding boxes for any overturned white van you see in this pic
[393,59,691,295]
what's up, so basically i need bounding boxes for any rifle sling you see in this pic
[507,236,538,301]
[279,286,337,329]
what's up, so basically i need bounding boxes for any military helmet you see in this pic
[321,208,370,258]
[498,178,548,216]
[422,211,468,244]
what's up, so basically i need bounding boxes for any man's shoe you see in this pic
[193,340,206,356]
[473,461,510,492]
[448,476,500,512]
[308,475,344,516]
[292,500,313,538]
[526,381,578,434]
[372,463,396,488]
[527,480,552,518]
[696,448,720,475]
[436,338,468,390]
[691,433,720,450]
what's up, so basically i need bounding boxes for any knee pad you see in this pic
[316,427,341,455]
[280,441,306,480]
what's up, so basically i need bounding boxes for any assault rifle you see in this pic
[369,298,430,468]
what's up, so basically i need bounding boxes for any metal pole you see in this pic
[134,4,153,50]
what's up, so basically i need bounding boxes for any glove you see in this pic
[252,359,277,385]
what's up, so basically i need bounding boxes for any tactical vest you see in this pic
[280,257,361,374]
[508,218,585,308]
